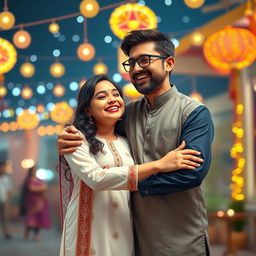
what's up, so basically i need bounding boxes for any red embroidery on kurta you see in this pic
[128,166,137,191]
[76,182,93,256]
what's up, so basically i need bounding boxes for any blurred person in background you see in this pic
[0,161,12,240]
[20,165,51,241]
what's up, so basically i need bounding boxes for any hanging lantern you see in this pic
[79,79,87,88]
[50,62,65,77]
[20,62,35,77]
[49,22,60,34]
[36,104,45,113]
[80,0,99,18]
[77,42,95,61]
[13,29,31,49]
[189,92,203,102]
[203,27,256,74]
[0,38,17,74]
[53,84,65,97]
[183,0,205,9]
[109,3,157,39]
[0,11,15,30]
[93,62,108,75]
[50,102,74,124]
[123,83,142,98]
[191,31,204,46]
[21,87,33,99]
[0,86,7,97]
[17,110,39,129]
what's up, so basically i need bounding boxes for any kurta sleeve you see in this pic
[138,105,214,196]
[64,135,138,191]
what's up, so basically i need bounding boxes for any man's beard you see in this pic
[133,75,165,95]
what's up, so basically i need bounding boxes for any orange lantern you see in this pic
[49,22,60,34]
[80,0,99,18]
[0,11,15,30]
[50,62,65,77]
[50,102,74,124]
[53,84,65,97]
[77,42,95,61]
[17,110,39,129]
[0,38,17,74]
[13,30,31,49]
[203,27,256,74]
[93,62,108,75]
[20,62,35,77]
[21,87,33,99]
[109,3,157,39]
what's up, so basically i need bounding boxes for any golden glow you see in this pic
[123,83,142,98]
[109,3,157,39]
[21,87,33,99]
[191,31,204,46]
[50,62,65,77]
[13,30,31,49]
[9,121,18,131]
[184,0,205,8]
[50,102,74,124]
[77,43,95,61]
[93,62,108,75]
[217,210,224,217]
[53,84,65,97]
[20,62,35,77]
[80,0,99,18]
[21,159,35,169]
[203,27,256,73]
[189,92,203,103]
[0,37,17,74]
[49,22,60,33]
[36,104,45,113]
[17,110,39,129]
[0,86,7,97]
[0,11,15,30]
[227,209,235,217]
[236,104,244,114]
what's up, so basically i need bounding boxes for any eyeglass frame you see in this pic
[122,54,169,72]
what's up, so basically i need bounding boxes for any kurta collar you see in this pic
[144,85,178,110]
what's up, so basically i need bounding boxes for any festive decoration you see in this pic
[53,84,65,97]
[20,62,35,77]
[0,85,7,97]
[93,62,108,75]
[21,87,33,99]
[13,29,31,49]
[0,38,17,74]
[21,159,35,168]
[50,102,73,124]
[80,0,99,18]
[183,0,205,9]
[0,11,15,30]
[109,3,157,39]
[77,42,95,61]
[123,83,142,99]
[50,62,65,77]
[49,22,59,34]
[203,26,256,74]
[189,92,203,102]
[17,110,39,129]
[36,104,45,113]
[191,31,204,46]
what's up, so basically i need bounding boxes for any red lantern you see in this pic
[203,27,256,74]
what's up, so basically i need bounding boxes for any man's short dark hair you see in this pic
[120,29,175,57]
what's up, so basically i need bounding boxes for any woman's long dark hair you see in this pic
[73,74,124,155]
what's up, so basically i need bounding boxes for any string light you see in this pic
[49,22,60,34]
[13,29,31,49]
[80,0,99,18]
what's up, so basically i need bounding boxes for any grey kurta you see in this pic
[124,86,213,256]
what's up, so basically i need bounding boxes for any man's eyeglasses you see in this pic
[122,54,169,72]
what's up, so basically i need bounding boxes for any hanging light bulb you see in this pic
[13,30,31,49]
[50,62,65,77]
[53,84,65,97]
[183,0,205,9]
[0,11,15,30]
[20,62,35,77]
[49,22,60,34]
[0,86,7,97]
[77,42,95,61]
[21,87,33,99]
[191,31,204,46]
[93,62,108,75]
[80,0,99,18]
[190,92,203,102]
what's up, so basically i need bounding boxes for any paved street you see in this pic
[0,221,255,256]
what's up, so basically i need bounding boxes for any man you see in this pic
[0,161,12,240]
[58,29,214,255]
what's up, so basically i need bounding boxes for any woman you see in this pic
[59,75,203,256]
[20,165,51,241]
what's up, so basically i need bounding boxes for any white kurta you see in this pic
[60,134,137,256]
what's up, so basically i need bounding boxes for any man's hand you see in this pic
[57,125,83,155]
